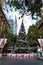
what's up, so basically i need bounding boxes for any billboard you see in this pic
[38,39,43,47]
[0,38,7,48]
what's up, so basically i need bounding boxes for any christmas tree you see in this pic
[15,19,29,53]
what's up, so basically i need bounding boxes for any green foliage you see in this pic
[27,24,43,47]
[7,0,22,9]
[27,25,40,47]
[39,31,43,38]
[25,0,42,17]
[13,0,22,9]
[0,25,17,46]
[7,0,42,18]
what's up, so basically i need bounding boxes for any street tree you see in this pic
[6,0,43,19]
[27,24,40,47]
[0,25,17,53]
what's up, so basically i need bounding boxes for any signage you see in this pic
[0,38,7,48]
[38,39,43,47]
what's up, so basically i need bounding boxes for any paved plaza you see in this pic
[0,56,43,65]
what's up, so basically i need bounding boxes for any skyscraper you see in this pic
[14,13,17,35]
[8,19,14,33]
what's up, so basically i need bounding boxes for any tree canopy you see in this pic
[0,25,17,53]
[6,0,43,18]
[0,25,17,46]
[27,24,40,47]
[27,24,43,47]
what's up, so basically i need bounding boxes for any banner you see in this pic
[38,39,43,47]
[0,38,7,48]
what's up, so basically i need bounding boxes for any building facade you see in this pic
[36,18,43,31]
[36,6,43,31]
[0,6,10,35]
[8,19,14,33]
[7,14,17,34]
[13,14,17,35]
[0,5,10,54]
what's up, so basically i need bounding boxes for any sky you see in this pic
[3,4,40,34]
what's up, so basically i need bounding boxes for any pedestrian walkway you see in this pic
[38,57,43,60]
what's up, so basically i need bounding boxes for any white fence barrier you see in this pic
[7,53,37,60]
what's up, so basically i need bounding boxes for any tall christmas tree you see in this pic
[15,19,29,53]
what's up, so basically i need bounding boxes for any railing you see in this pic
[14,47,38,50]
